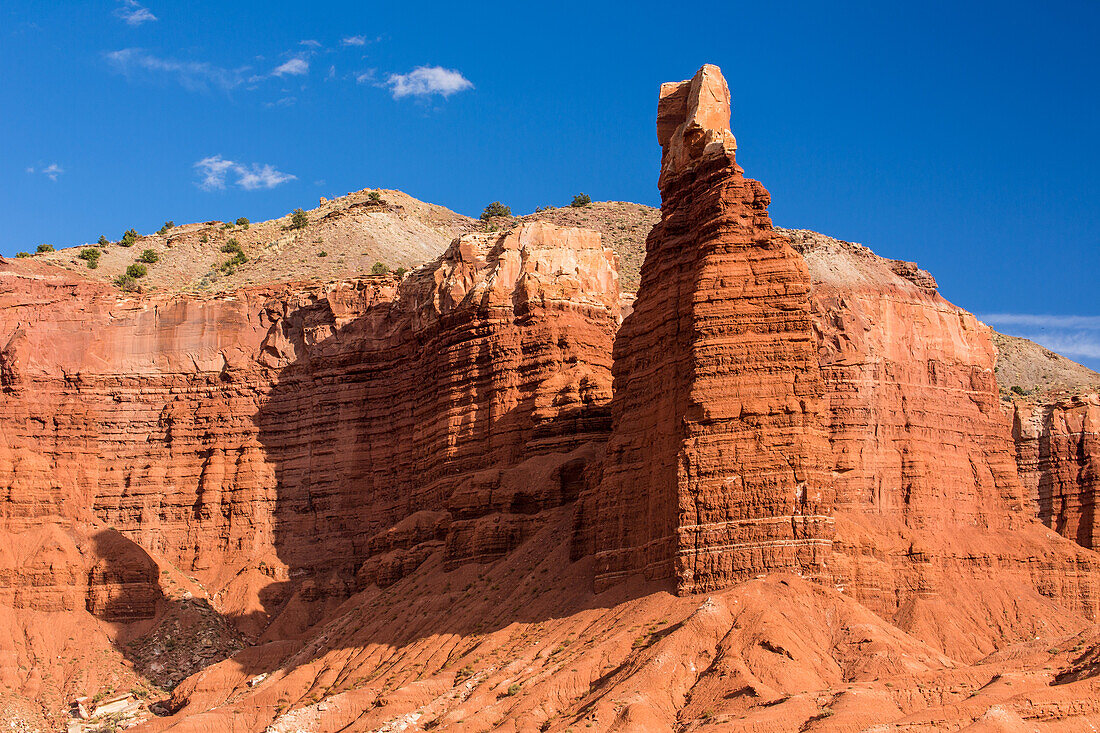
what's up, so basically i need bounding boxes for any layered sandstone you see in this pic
[1015,396,1100,548]
[785,229,1100,633]
[579,65,833,594]
[5,62,1100,733]
[0,222,620,635]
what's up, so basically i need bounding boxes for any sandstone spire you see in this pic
[580,64,834,593]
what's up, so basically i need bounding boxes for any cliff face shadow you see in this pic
[84,529,249,690]
[242,280,645,666]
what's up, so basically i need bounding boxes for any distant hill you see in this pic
[27,188,475,293]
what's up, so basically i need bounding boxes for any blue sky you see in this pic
[3,1,1098,369]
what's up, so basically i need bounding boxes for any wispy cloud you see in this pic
[1015,332,1100,360]
[272,57,308,77]
[386,65,473,99]
[105,48,246,92]
[114,0,157,26]
[342,35,367,46]
[299,39,322,48]
[194,155,295,191]
[355,69,377,85]
[264,96,297,108]
[984,313,1100,362]
[26,164,64,181]
[983,313,1100,330]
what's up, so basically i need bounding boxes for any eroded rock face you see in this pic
[0,222,621,627]
[1015,397,1100,548]
[578,65,834,594]
[790,230,1099,626]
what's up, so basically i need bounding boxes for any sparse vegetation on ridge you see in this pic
[289,209,309,229]
[78,248,101,269]
[37,243,54,253]
[570,193,591,207]
[480,201,511,220]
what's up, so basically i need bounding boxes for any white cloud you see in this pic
[193,156,295,191]
[236,164,296,191]
[983,313,1100,330]
[386,66,473,99]
[264,96,297,108]
[114,0,157,26]
[106,48,245,92]
[300,39,322,48]
[355,69,377,85]
[273,58,308,77]
[194,156,236,190]
[1013,332,1100,360]
[26,164,63,180]
[984,313,1100,362]
[342,35,367,46]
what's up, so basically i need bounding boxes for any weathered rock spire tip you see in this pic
[657,64,737,185]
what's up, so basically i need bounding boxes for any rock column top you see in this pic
[657,64,738,188]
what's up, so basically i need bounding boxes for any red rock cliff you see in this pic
[0,222,620,633]
[578,65,834,594]
[1015,396,1100,549]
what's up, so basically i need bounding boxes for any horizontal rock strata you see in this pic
[579,65,834,594]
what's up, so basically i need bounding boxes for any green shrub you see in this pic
[15,252,31,258]
[480,201,511,220]
[289,209,309,229]
[394,267,407,278]
[570,193,591,207]
[371,261,388,275]
[98,235,109,247]
[235,217,250,228]
[157,221,174,235]
[221,222,232,229]
[200,233,209,244]
[368,191,383,204]
[115,273,138,291]
[126,263,147,278]
[504,683,521,696]
[218,247,248,274]
[78,248,102,269]
[317,250,328,258]
[139,249,159,263]
[120,229,138,247]
[1010,385,1030,396]
[37,243,55,253]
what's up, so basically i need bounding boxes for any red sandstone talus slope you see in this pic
[576,65,833,595]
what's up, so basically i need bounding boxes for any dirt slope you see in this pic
[28,189,475,293]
